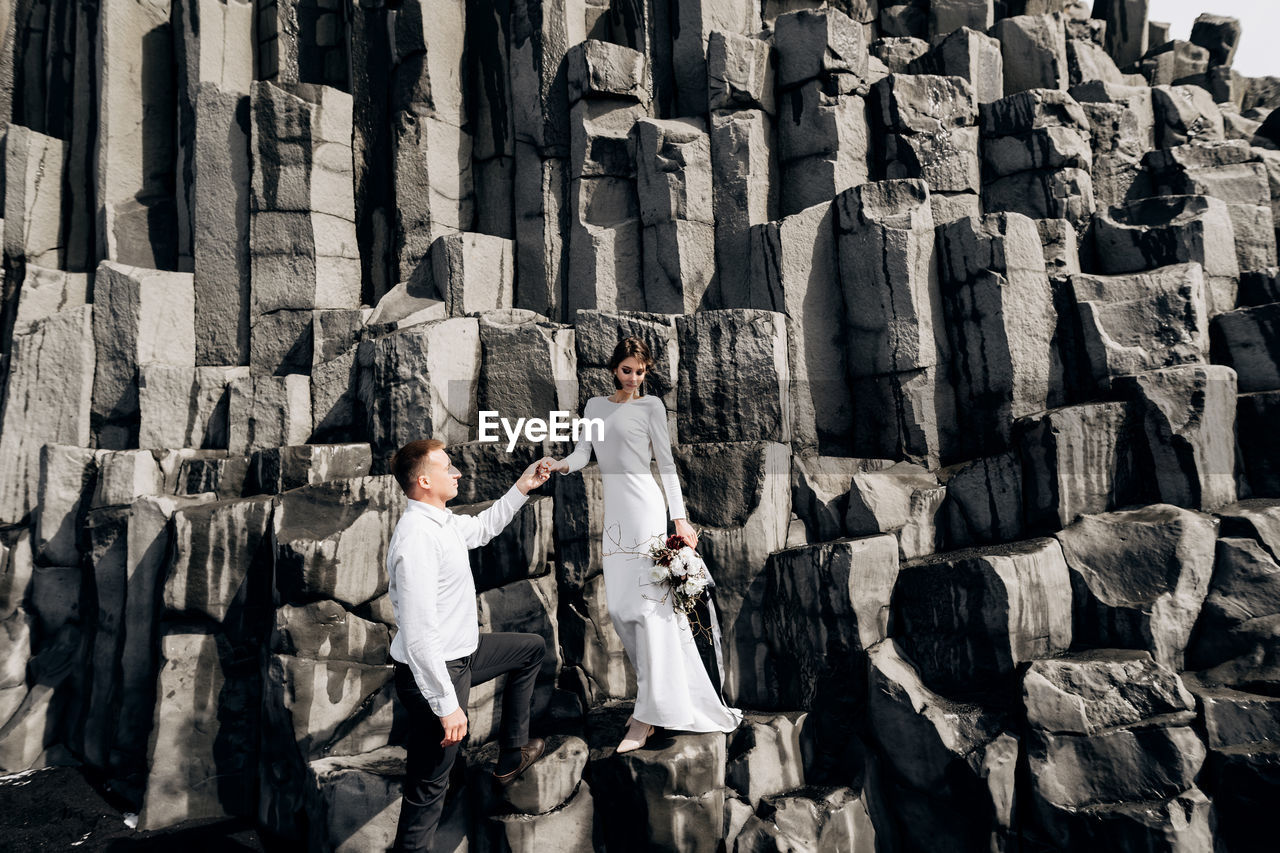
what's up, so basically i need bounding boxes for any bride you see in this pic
[549,336,741,752]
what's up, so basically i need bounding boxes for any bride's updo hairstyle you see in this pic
[607,336,654,396]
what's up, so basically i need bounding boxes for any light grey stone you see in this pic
[734,787,875,852]
[677,441,791,705]
[138,365,247,450]
[1152,84,1226,149]
[1056,503,1218,669]
[991,14,1069,95]
[487,778,595,851]
[97,0,178,268]
[1029,725,1205,810]
[190,84,251,365]
[907,26,1004,105]
[304,747,405,853]
[1070,263,1208,389]
[509,0,586,157]
[0,307,95,524]
[1092,194,1240,318]
[430,232,515,317]
[567,39,650,106]
[1023,650,1194,734]
[91,262,196,448]
[835,180,947,379]
[227,374,312,454]
[777,83,870,216]
[477,310,576,427]
[164,494,274,622]
[34,445,97,566]
[672,0,759,116]
[929,0,993,40]
[608,732,727,852]
[938,212,1056,458]
[710,109,778,308]
[1185,534,1280,682]
[894,537,1073,693]
[1115,365,1238,511]
[498,735,588,815]
[274,476,403,609]
[1137,40,1209,87]
[90,451,163,509]
[1070,81,1155,209]
[749,201,849,454]
[137,628,258,830]
[790,455,894,543]
[273,600,390,666]
[866,638,1007,790]
[3,126,66,267]
[848,364,958,466]
[707,32,774,114]
[246,444,373,496]
[633,118,713,226]
[11,267,91,339]
[361,316,480,463]
[1018,402,1145,530]
[389,1,472,275]
[844,463,945,560]
[870,37,929,74]
[725,713,809,808]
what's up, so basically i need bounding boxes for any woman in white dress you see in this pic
[550,337,742,752]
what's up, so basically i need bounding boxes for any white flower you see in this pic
[650,564,670,583]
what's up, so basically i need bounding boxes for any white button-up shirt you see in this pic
[386,485,528,716]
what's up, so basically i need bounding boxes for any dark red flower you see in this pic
[665,534,686,550]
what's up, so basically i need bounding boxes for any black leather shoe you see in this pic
[492,737,545,785]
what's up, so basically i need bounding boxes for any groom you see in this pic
[386,438,555,851]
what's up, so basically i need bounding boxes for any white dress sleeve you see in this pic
[562,400,595,473]
[645,397,687,521]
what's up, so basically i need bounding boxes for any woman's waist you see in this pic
[597,466,663,485]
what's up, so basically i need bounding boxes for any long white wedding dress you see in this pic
[563,394,742,732]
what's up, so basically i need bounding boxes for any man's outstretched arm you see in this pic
[453,457,554,548]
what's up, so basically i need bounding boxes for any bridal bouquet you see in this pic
[646,534,712,618]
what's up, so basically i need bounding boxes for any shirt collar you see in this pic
[406,497,451,526]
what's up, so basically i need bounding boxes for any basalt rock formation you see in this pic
[0,1,1278,851]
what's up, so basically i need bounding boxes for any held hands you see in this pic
[547,458,571,475]
[439,707,468,747]
[516,457,557,495]
[673,517,699,551]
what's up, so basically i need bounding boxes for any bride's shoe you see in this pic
[616,719,654,754]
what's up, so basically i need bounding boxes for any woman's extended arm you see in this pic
[552,402,594,473]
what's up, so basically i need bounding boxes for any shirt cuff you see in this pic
[429,693,460,718]
[503,483,530,508]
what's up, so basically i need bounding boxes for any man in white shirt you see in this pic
[386,438,555,852]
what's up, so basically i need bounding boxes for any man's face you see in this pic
[420,448,461,503]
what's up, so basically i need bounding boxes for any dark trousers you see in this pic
[392,631,546,852]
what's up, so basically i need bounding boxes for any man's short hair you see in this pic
[391,439,445,493]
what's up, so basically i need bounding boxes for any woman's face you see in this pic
[614,356,647,394]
